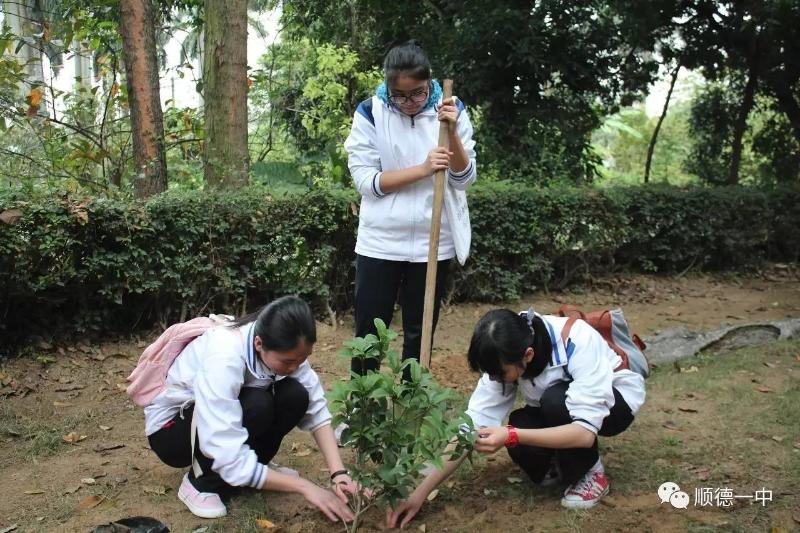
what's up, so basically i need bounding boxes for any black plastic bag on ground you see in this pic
[91,517,169,533]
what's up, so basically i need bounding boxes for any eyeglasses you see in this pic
[389,89,428,106]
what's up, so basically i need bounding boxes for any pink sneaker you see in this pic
[178,473,227,518]
[560,470,609,509]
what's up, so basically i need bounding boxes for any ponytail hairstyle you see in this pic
[467,309,552,380]
[229,295,316,351]
[383,39,432,85]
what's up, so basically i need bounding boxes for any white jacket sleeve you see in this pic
[344,108,386,199]
[292,361,333,432]
[194,351,268,489]
[446,102,477,190]
[466,374,517,428]
[564,321,616,434]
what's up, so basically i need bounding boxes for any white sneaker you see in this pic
[177,473,227,519]
[560,469,609,509]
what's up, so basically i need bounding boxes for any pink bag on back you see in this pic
[126,315,233,407]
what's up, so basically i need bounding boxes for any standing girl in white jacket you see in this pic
[343,40,477,378]
[387,308,646,527]
[145,296,356,522]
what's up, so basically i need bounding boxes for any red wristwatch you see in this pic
[505,425,519,448]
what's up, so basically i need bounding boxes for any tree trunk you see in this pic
[119,0,168,198]
[203,0,249,188]
[645,62,680,183]
[770,80,800,144]
[728,39,760,186]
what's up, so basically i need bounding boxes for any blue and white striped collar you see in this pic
[246,323,273,380]
[524,309,573,368]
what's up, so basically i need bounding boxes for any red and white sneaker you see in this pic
[560,470,609,509]
[177,473,227,518]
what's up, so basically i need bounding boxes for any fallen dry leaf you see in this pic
[63,485,81,495]
[757,386,773,393]
[143,485,168,495]
[0,209,23,225]
[772,436,785,443]
[99,425,112,431]
[763,362,777,369]
[426,489,439,502]
[0,525,18,533]
[681,366,699,373]
[663,421,680,431]
[695,468,711,481]
[507,477,523,484]
[55,384,85,392]
[419,525,427,532]
[255,518,278,530]
[63,432,87,444]
[794,442,800,450]
[77,495,105,509]
[290,442,312,457]
[81,478,96,485]
[93,443,124,453]
[23,490,44,495]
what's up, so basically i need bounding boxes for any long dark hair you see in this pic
[467,309,552,379]
[229,295,316,351]
[383,40,431,85]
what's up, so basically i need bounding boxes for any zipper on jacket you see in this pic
[410,114,415,128]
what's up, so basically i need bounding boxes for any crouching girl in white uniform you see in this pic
[387,308,645,527]
[144,296,356,522]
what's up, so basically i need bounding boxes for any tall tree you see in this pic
[203,0,249,188]
[675,1,800,184]
[119,0,168,198]
[645,62,681,183]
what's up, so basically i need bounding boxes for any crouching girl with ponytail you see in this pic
[143,296,356,522]
[387,308,645,528]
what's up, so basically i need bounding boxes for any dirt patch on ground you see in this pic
[1,267,799,532]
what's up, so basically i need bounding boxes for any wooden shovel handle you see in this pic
[420,79,453,369]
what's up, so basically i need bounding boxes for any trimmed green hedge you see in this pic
[1,184,798,347]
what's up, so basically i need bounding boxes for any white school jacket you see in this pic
[143,323,332,489]
[344,95,477,263]
[466,314,646,434]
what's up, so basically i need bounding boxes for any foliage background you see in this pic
[2,183,798,348]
